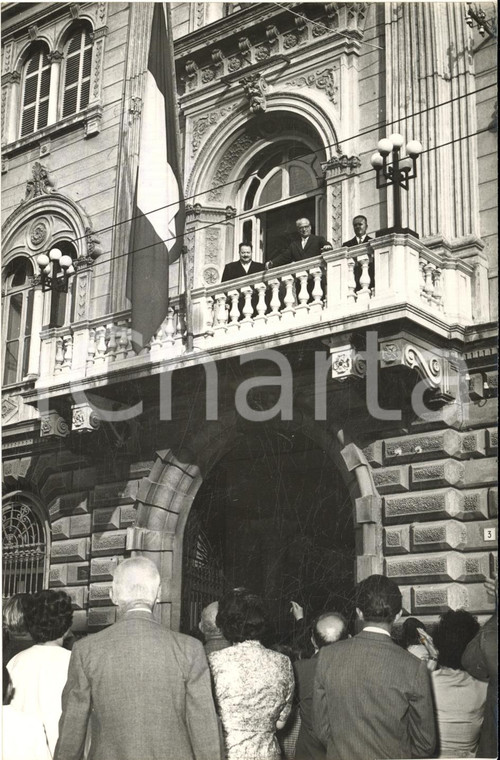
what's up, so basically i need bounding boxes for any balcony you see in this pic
[26,233,480,405]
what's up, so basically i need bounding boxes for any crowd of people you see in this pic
[2,562,497,760]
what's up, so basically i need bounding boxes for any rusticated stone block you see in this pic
[89,582,113,606]
[486,428,497,455]
[384,430,461,463]
[460,430,486,458]
[384,488,488,524]
[49,562,90,587]
[120,505,137,528]
[488,488,498,517]
[49,492,89,521]
[355,495,382,523]
[463,459,498,488]
[91,530,127,557]
[94,480,139,506]
[362,441,384,467]
[384,526,410,554]
[88,606,116,629]
[71,609,88,632]
[461,489,489,520]
[411,582,496,615]
[72,467,96,491]
[53,514,91,540]
[386,551,490,584]
[90,556,119,582]
[373,466,409,494]
[399,586,411,615]
[52,517,71,541]
[51,538,90,564]
[64,586,88,610]
[412,520,498,552]
[92,507,121,532]
[411,460,464,488]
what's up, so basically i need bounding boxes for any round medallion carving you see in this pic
[27,217,50,249]
[203,267,219,285]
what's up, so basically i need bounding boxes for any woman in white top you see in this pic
[431,609,488,758]
[7,590,73,758]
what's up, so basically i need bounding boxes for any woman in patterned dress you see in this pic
[209,591,295,760]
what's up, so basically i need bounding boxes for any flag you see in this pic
[127,2,185,352]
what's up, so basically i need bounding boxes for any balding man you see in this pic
[266,218,332,269]
[54,557,221,760]
[199,601,230,656]
[294,613,348,760]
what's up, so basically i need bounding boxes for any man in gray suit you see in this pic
[54,557,222,760]
[313,575,436,760]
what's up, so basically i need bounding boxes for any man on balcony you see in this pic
[343,215,374,292]
[221,242,265,282]
[265,218,332,269]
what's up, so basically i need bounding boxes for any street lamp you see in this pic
[370,133,423,238]
[36,248,75,292]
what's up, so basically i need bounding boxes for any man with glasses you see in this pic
[265,218,332,269]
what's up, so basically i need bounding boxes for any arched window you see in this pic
[2,494,49,597]
[2,257,34,385]
[62,26,93,118]
[48,241,78,328]
[238,142,323,263]
[20,44,51,137]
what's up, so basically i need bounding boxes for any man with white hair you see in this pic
[54,557,221,760]
[199,601,230,656]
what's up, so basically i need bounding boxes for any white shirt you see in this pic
[363,625,391,637]
[241,262,251,273]
[301,237,309,248]
[2,706,52,760]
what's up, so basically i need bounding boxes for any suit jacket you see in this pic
[461,612,498,759]
[342,234,372,247]
[221,260,265,282]
[294,654,326,760]
[54,609,222,760]
[313,630,436,760]
[271,235,331,268]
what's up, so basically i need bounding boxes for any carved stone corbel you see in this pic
[24,162,55,201]
[72,402,101,433]
[321,154,361,178]
[241,73,268,113]
[323,335,366,381]
[40,410,70,438]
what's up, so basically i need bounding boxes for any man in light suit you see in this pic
[266,218,332,269]
[342,215,374,291]
[54,557,222,760]
[221,242,265,282]
[294,612,347,760]
[313,575,436,760]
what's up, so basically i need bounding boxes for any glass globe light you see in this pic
[49,247,62,261]
[370,152,384,168]
[377,138,393,156]
[59,255,73,268]
[389,133,404,148]
[36,253,50,268]
[406,140,423,157]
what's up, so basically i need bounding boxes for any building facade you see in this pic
[1,2,497,636]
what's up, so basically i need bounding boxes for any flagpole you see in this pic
[165,2,193,352]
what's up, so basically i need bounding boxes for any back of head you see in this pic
[217,592,268,644]
[355,574,402,624]
[434,609,480,669]
[3,665,13,705]
[313,612,348,648]
[25,590,73,643]
[112,556,160,607]
[401,617,426,648]
[199,601,220,637]
[2,593,32,636]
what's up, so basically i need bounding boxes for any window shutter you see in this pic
[63,26,93,117]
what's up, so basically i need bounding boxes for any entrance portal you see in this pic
[180,427,355,640]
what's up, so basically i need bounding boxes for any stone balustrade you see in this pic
[35,234,478,386]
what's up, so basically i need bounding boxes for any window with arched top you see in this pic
[47,241,78,328]
[20,44,51,137]
[237,142,324,263]
[2,257,34,385]
[2,493,49,598]
[62,26,93,118]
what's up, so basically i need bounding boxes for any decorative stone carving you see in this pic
[283,33,299,49]
[39,139,51,158]
[228,57,242,72]
[330,183,342,246]
[72,402,101,433]
[28,217,50,249]
[97,1,107,23]
[185,203,202,218]
[85,226,102,259]
[203,267,219,284]
[75,270,90,320]
[241,73,268,113]
[321,154,361,176]
[196,2,205,27]
[28,24,39,40]
[201,69,215,84]
[184,60,199,90]
[25,162,55,201]
[327,339,367,380]
[209,133,255,201]
[2,41,14,73]
[129,97,142,117]
[40,410,70,438]
[69,3,80,19]
[284,68,338,103]
[191,106,235,156]
[255,45,271,60]
[205,229,220,263]
[2,396,19,424]
[225,206,237,219]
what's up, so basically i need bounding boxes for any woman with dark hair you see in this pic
[2,593,34,665]
[431,609,487,757]
[209,591,294,760]
[7,590,73,758]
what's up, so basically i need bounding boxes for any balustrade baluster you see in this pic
[254,282,267,322]
[347,258,356,303]
[116,323,128,360]
[94,325,107,364]
[357,255,371,303]
[205,296,215,336]
[309,267,324,316]
[267,278,281,324]
[228,290,240,326]
[419,258,426,301]
[107,323,117,362]
[150,326,163,353]
[241,286,254,323]
[433,268,443,310]
[424,262,436,305]
[214,293,228,333]
[62,334,73,371]
[126,327,135,358]
[163,308,176,345]
[54,336,64,374]
[282,275,295,316]
[86,328,96,368]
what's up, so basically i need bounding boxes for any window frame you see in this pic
[61,25,93,119]
[19,44,51,138]
[2,256,35,387]
[2,491,50,598]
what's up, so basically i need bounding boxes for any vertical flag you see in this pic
[127,2,185,352]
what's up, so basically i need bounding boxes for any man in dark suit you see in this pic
[54,557,222,760]
[221,242,265,282]
[313,575,436,760]
[266,218,332,269]
[294,612,347,760]
[342,215,374,291]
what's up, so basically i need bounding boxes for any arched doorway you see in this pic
[180,425,355,640]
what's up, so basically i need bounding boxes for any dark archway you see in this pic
[180,426,355,639]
